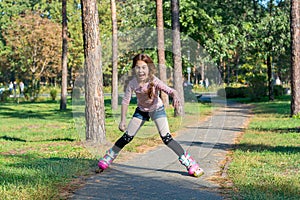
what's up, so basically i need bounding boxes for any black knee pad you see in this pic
[115,132,134,149]
[161,133,173,145]
[122,132,134,143]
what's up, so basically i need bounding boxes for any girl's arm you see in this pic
[119,103,128,132]
[155,77,181,108]
[119,80,133,131]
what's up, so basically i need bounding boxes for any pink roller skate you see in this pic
[97,148,118,172]
[179,151,204,177]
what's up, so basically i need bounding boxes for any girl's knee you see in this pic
[115,132,134,149]
[160,133,173,145]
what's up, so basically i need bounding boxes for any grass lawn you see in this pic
[0,97,213,199]
[227,96,300,200]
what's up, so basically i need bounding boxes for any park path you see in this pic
[70,100,252,200]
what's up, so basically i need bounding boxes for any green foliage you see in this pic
[273,85,284,96]
[50,88,57,101]
[218,87,249,98]
[0,0,293,94]
[247,74,268,101]
[0,90,11,102]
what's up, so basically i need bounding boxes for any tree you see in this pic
[290,0,300,116]
[3,12,61,97]
[60,0,68,110]
[156,0,169,107]
[81,0,106,143]
[111,0,118,111]
[171,0,184,116]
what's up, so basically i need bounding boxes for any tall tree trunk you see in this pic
[111,0,118,111]
[156,0,169,107]
[267,55,274,101]
[267,0,274,101]
[171,0,184,116]
[290,0,300,116]
[81,0,106,143]
[60,0,68,110]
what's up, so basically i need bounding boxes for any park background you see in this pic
[0,0,299,199]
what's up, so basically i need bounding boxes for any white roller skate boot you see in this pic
[179,151,204,177]
[98,148,118,171]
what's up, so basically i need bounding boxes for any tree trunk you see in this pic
[156,0,169,107]
[111,0,118,111]
[171,0,184,116]
[267,55,274,101]
[81,0,106,143]
[290,0,300,116]
[60,0,68,110]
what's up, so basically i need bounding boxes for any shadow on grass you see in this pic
[234,143,300,154]
[250,127,300,134]
[0,104,74,121]
[253,101,291,115]
[0,135,76,142]
[1,154,95,189]
[0,135,27,142]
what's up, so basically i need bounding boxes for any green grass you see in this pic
[0,97,213,199]
[227,96,300,200]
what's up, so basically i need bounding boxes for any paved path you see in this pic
[70,100,252,200]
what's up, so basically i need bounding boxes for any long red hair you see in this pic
[132,54,157,98]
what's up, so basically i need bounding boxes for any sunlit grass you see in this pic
[0,97,213,199]
[227,97,300,200]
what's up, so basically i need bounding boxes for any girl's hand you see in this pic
[172,91,181,108]
[172,97,180,108]
[118,121,127,132]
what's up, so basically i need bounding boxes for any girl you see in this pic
[98,54,204,177]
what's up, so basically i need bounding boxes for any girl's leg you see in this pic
[153,117,184,156]
[112,117,145,153]
[98,117,145,170]
[153,116,204,177]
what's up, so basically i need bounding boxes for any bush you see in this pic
[50,88,57,100]
[217,87,249,98]
[247,74,268,101]
[273,85,284,96]
[0,90,11,102]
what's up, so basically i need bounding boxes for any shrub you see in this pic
[273,85,284,96]
[50,88,57,100]
[0,90,11,102]
[217,87,249,98]
[247,74,268,101]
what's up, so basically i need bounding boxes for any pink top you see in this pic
[122,76,175,112]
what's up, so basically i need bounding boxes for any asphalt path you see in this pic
[70,99,251,200]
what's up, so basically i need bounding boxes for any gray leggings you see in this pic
[127,117,170,138]
[113,113,184,156]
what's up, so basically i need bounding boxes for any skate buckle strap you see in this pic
[179,152,194,167]
[102,149,117,164]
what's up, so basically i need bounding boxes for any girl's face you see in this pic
[134,60,149,82]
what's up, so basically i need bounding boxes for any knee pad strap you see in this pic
[161,133,173,145]
[122,132,134,143]
[115,132,134,149]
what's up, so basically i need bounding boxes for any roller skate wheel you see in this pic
[188,164,200,175]
[98,160,109,170]
[193,168,204,177]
